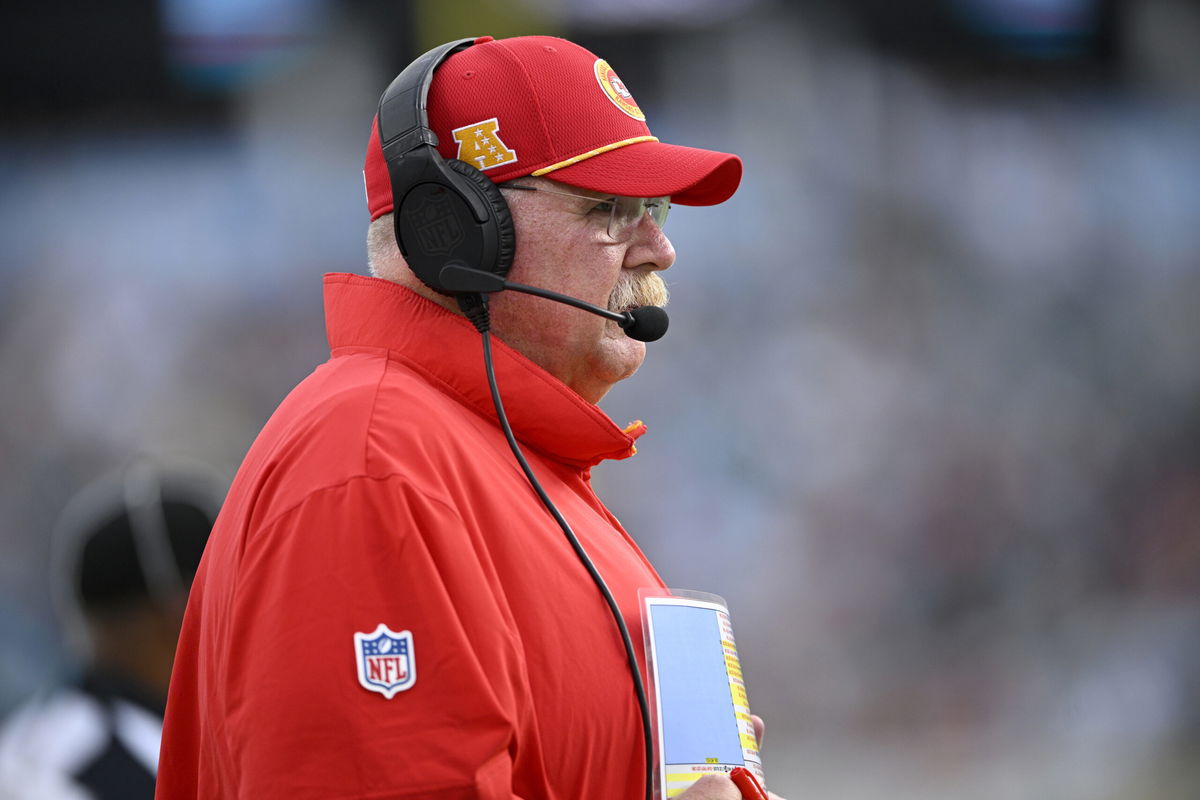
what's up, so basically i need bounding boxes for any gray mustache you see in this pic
[608,272,669,312]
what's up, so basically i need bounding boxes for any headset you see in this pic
[375,37,669,341]
[376,37,514,298]
[376,39,656,800]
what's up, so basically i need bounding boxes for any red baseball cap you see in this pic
[364,35,742,221]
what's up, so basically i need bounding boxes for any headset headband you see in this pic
[376,37,476,165]
[374,36,516,295]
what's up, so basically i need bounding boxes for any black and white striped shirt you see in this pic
[0,671,163,800]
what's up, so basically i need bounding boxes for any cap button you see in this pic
[473,35,494,44]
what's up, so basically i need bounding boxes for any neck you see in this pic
[377,264,464,316]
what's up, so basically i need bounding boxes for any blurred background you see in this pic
[2,0,1199,797]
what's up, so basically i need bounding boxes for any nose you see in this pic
[624,212,676,272]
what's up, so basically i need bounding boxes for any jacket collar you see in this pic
[323,273,646,469]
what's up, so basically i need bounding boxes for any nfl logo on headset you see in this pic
[411,191,464,254]
[354,624,416,698]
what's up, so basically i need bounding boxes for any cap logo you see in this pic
[593,59,645,121]
[451,118,518,171]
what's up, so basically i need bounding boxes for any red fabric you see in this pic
[157,274,664,800]
[363,35,742,219]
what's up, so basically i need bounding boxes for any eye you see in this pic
[588,198,616,215]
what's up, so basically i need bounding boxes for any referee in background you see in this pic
[0,460,219,800]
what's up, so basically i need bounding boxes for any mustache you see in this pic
[607,271,669,313]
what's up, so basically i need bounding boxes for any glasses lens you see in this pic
[607,197,671,240]
[647,198,670,228]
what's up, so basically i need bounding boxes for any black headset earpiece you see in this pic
[376,38,515,295]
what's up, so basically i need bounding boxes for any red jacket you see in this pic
[157,274,664,800]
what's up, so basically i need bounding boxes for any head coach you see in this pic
[157,34,777,800]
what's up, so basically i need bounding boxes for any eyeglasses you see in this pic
[500,183,670,243]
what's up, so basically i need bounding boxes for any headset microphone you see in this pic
[622,305,669,343]
[438,263,670,342]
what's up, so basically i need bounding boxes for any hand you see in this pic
[673,772,788,800]
[752,715,765,749]
[676,719,787,800]
[675,716,788,800]
[751,716,789,800]
[675,774,742,800]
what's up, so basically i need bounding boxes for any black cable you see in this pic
[478,326,655,800]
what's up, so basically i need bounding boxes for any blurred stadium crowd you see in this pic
[1,1,1198,797]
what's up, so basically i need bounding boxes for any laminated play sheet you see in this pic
[642,591,765,798]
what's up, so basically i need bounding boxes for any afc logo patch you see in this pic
[450,118,518,171]
[354,624,416,699]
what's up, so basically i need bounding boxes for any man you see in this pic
[0,461,217,800]
[158,35,771,799]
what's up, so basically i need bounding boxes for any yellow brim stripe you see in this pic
[532,135,659,176]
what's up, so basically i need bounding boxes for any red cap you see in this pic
[364,35,742,220]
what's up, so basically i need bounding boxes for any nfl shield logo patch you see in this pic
[354,624,416,699]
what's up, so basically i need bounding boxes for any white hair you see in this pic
[366,214,405,281]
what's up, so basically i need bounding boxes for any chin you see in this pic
[599,337,647,384]
[572,338,645,402]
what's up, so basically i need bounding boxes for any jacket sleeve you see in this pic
[221,474,532,800]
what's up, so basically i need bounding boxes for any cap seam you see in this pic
[494,37,559,172]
